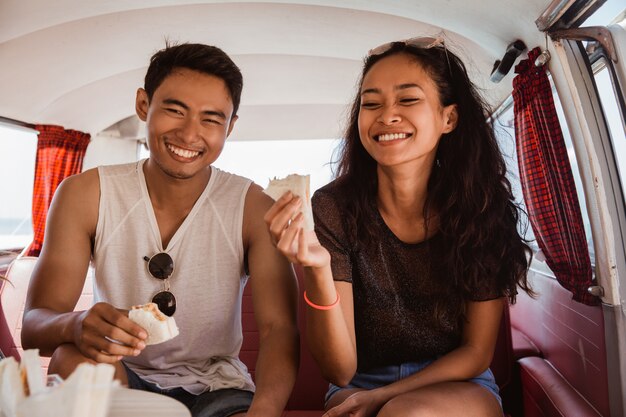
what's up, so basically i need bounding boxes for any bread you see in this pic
[128,303,179,345]
[263,174,314,231]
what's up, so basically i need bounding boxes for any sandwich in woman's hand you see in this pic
[128,302,179,345]
[263,174,314,231]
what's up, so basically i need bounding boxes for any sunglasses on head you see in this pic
[143,252,176,316]
[367,36,445,57]
[367,36,451,76]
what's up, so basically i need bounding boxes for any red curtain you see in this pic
[27,125,90,256]
[513,47,598,305]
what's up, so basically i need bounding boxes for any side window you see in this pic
[591,58,626,204]
[493,86,596,267]
[0,124,37,251]
[551,80,597,266]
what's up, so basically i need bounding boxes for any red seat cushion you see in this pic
[518,356,603,417]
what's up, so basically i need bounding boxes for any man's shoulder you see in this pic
[59,167,100,194]
[97,161,141,178]
[243,182,273,213]
[211,167,252,188]
[50,168,100,230]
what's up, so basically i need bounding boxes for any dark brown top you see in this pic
[312,180,500,372]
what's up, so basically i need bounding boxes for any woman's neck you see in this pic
[376,164,437,243]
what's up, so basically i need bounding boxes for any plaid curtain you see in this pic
[513,47,598,305]
[27,125,90,256]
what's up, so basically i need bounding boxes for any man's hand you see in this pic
[73,302,147,363]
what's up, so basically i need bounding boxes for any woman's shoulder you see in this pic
[313,178,353,214]
[313,177,349,201]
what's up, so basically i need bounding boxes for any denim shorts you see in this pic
[123,362,253,417]
[325,360,502,408]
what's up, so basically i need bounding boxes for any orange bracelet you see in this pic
[303,290,340,310]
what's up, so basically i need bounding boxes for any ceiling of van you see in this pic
[0,0,553,141]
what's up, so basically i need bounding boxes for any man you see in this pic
[21,43,299,417]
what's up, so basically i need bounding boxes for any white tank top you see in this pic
[93,159,254,394]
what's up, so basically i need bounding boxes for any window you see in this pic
[139,139,340,193]
[492,102,538,248]
[0,124,37,251]
[592,60,626,206]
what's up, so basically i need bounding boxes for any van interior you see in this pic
[1,0,625,416]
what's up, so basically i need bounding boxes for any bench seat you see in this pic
[518,356,603,417]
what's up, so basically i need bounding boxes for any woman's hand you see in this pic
[324,390,387,417]
[264,192,330,269]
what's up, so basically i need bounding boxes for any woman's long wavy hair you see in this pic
[335,41,533,321]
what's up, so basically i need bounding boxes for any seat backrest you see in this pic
[0,256,38,360]
[241,264,328,411]
[509,273,610,416]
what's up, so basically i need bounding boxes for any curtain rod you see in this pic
[0,116,36,130]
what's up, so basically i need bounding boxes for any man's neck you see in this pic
[142,159,212,248]
[142,159,211,211]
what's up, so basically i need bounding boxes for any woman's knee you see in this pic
[377,394,434,417]
[377,383,502,417]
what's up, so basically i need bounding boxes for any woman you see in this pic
[265,37,532,416]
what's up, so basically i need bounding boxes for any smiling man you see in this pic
[21,43,299,417]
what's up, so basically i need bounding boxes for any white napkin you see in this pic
[0,351,118,417]
[0,357,25,417]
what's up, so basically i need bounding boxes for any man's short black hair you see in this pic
[144,43,243,116]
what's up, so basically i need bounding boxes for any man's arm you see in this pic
[244,184,299,417]
[21,169,146,361]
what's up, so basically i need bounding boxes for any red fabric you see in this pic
[27,125,90,256]
[518,357,604,417]
[512,47,598,305]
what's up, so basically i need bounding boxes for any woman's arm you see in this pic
[264,193,357,385]
[303,266,357,386]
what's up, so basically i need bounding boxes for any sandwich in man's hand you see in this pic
[263,174,314,231]
[128,302,179,345]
